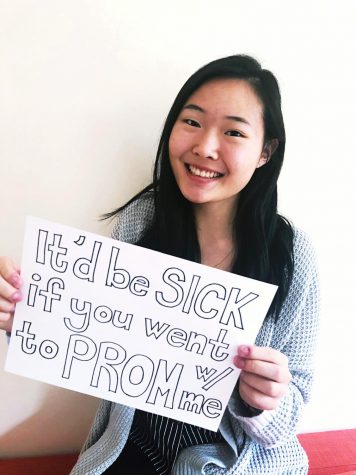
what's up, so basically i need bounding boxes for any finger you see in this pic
[238,345,288,365]
[0,296,15,313]
[0,313,14,333]
[239,378,279,411]
[0,310,12,323]
[0,257,22,289]
[240,370,285,399]
[234,356,291,383]
[0,276,23,303]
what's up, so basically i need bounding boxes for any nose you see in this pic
[192,130,219,160]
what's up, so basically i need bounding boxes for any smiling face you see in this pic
[169,78,269,216]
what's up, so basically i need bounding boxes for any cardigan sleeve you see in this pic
[226,228,320,448]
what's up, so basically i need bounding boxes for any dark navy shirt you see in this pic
[104,409,224,474]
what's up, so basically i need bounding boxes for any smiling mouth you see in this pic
[186,164,223,179]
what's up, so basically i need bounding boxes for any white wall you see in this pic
[0,0,355,457]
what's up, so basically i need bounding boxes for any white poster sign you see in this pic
[5,217,277,431]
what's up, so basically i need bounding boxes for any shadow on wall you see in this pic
[0,383,99,458]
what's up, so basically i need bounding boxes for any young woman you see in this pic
[0,55,319,474]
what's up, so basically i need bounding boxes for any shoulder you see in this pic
[111,191,155,243]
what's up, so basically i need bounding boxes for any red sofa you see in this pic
[0,429,355,475]
[298,429,356,475]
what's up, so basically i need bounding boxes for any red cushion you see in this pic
[0,453,78,475]
[298,429,356,474]
[1,430,355,474]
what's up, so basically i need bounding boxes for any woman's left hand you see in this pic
[233,345,292,411]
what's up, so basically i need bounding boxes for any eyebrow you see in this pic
[182,103,251,126]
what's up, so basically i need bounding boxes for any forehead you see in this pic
[184,78,264,125]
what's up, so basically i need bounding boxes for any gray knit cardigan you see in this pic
[70,194,320,475]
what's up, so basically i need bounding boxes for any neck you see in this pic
[193,200,237,270]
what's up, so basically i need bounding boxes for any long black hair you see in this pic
[104,54,294,319]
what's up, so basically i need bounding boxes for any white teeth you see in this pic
[188,165,220,178]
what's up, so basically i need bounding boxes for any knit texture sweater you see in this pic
[70,193,320,475]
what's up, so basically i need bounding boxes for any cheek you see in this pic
[168,137,178,165]
[168,124,181,153]
[168,133,181,174]
[168,138,175,160]
[169,126,193,160]
[226,144,263,170]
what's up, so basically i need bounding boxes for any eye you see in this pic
[225,130,244,137]
[183,118,201,128]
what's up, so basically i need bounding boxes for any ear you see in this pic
[257,139,279,168]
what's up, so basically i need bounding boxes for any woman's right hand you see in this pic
[0,257,22,333]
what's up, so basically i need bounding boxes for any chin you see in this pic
[179,189,208,205]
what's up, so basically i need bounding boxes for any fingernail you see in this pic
[11,291,22,303]
[9,273,22,288]
[239,345,250,356]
